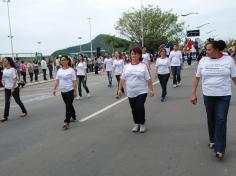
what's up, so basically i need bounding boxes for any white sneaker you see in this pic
[76,96,81,100]
[87,93,90,97]
[173,84,177,88]
[177,82,181,86]
[139,125,146,133]
[132,124,140,132]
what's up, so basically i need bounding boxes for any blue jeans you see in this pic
[107,71,112,87]
[77,75,90,97]
[203,95,231,153]
[171,66,181,85]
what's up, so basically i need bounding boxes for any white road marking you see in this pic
[79,81,159,122]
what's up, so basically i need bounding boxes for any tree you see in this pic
[115,5,184,52]
[103,35,130,54]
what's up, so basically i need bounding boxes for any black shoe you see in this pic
[161,97,164,102]
[216,152,224,159]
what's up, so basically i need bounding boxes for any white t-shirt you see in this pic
[113,59,124,75]
[3,68,18,89]
[155,57,170,74]
[196,56,236,96]
[76,62,87,76]
[41,60,47,69]
[142,53,151,65]
[56,67,76,93]
[169,50,182,66]
[121,63,151,98]
[104,58,113,71]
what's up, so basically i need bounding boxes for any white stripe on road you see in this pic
[79,80,159,122]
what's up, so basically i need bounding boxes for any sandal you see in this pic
[20,113,27,117]
[62,123,69,130]
[0,117,8,122]
[216,152,224,159]
[208,143,215,149]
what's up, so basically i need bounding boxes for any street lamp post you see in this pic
[180,12,199,17]
[78,37,82,53]
[206,29,216,35]
[140,0,144,47]
[3,0,14,60]
[87,18,93,58]
[196,22,210,29]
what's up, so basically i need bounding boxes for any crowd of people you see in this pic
[1,39,236,159]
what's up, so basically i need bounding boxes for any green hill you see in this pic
[51,34,130,57]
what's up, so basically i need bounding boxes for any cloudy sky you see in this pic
[0,0,235,55]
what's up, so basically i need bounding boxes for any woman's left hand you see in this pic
[149,90,154,97]
[74,90,78,97]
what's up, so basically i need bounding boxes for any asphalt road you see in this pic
[1,63,236,176]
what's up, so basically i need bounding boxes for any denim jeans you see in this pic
[203,95,231,153]
[171,66,181,85]
[158,73,170,98]
[4,87,27,118]
[107,71,112,87]
[77,75,90,97]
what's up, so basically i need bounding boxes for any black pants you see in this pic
[0,72,3,87]
[42,69,47,80]
[61,90,76,124]
[115,75,124,93]
[128,93,147,125]
[4,87,27,118]
[34,69,39,81]
[77,75,90,97]
[29,72,33,82]
[158,73,170,98]
[21,71,26,83]
[95,66,99,74]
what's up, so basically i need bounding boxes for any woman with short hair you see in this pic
[118,47,154,133]
[191,40,236,159]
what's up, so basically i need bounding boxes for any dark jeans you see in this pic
[21,71,26,83]
[4,87,27,118]
[128,93,147,125]
[29,72,33,82]
[115,75,124,93]
[42,69,47,80]
[171,66,181,85]
[61,90,76,124]
[77,75,90,97]
[34,69,39,81]
[158,73,170,98]
[95,66,99,74]
[49,68,53,79]
[203,95,231,153]
[107,71,112,87]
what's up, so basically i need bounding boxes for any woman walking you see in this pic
[104,55,113,88]
[27,60,34,82]
[113,51,124,98]
[154,49,171,102]
[33,61,39,82]
[20,60,27,83]
[53,56,77,129]
[0,57,27,122]
[118,47,154,133]
[191,40,236,159]
[75,54,90,100]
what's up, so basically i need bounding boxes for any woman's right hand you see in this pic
[117,90,122,97]
[190,95,197,105]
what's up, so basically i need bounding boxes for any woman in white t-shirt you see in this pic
[191,40,236,159]
[75,54,90,100]
[53,56,78,130]
[104,55,113,88]
[154,49,171,102]
[118,47,154,133]
[0,57,27,122]
[113,51,124,98]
